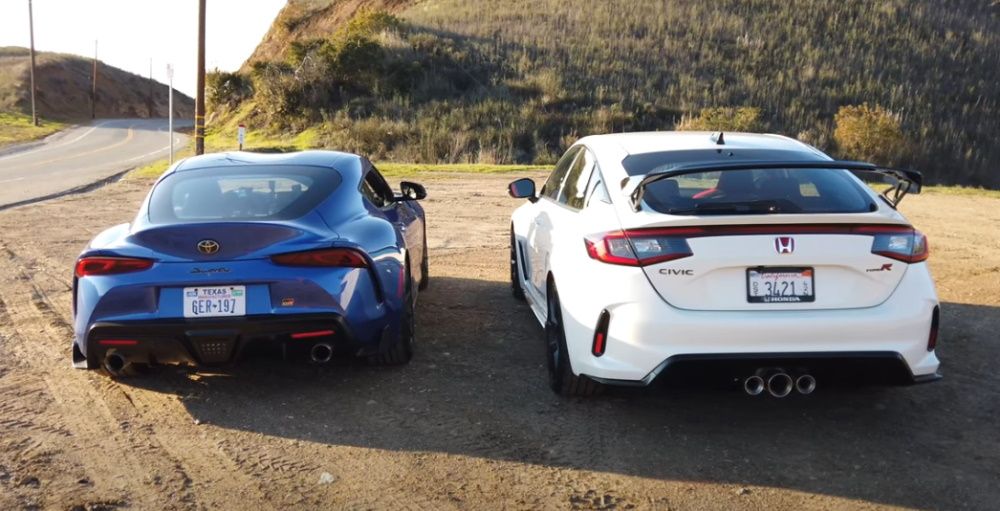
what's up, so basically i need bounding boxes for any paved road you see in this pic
[0,118,189,208]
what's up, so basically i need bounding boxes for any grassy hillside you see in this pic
[216,0,1000,187]
[0,47,194,122]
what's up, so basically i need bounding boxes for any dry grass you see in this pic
[0,112,66,146]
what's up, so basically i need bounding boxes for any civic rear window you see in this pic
[642,168,877,215]
[148,165,341,223]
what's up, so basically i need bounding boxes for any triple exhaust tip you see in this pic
[744,372,816,397]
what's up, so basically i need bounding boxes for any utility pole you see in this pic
[91,40,98,119]
[27,0,38,126]
[167,64,174,164]
[147,58,154,117]
[195,0,206,155]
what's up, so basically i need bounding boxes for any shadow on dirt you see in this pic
[121,276,1000,510]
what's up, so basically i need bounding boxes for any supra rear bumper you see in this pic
[585,352,942,387]
[77,313,392,369]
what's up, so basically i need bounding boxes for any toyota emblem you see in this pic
[197,239,221,255]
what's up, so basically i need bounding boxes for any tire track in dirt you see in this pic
[5,239,310,508]
[0,243,273,509]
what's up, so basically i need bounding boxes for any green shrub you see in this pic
[206,70,252,110]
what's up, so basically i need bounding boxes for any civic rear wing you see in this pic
[626,160,922,211]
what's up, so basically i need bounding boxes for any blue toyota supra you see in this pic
[71,150,428,376]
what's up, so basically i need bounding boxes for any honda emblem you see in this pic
[774,237,795,254]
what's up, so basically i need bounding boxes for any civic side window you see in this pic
[541,147,581,200]
[562,149,595,209]
[585,169,611,207]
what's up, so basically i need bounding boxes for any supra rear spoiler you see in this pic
[625,160,923,211]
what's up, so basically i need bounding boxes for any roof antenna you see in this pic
[711,132,725,145]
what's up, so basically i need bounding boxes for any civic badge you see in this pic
[774,237,795,254]
[197,239,221,255]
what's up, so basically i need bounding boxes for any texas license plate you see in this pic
[183,286,246,318]
[747,268,815,303]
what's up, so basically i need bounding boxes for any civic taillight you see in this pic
[584,230,693,266]
[271,248,369,268]
[75,256,154,277]
[859,226,929,263]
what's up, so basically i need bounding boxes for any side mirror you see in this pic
[508,178,537,202]
[399,181,427,200]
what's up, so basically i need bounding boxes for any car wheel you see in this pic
[369,265,415,366]
[510,227,525,301]
[545,283,601,397]
[418,227,429,291]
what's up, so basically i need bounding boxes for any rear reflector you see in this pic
[75,257,154,277]
[272,248,368,268]
[98,339,139,346]
[592,310,611,357]
[291,330,335,339]
[927,306,940,352]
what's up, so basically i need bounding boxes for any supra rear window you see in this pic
[148,165,341,223]
[641,168,876,215]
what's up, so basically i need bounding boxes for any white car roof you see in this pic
[577,131,822,157]
[576,131,829,186]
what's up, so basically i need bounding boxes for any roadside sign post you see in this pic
[166,64,174,164]
[238,124,246,151]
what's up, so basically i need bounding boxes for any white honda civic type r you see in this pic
[507,132,941,397]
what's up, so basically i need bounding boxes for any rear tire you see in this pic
[545,283,601,397]
[369,266,415,366]
[511,228,526,301]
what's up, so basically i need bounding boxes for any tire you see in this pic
[510,227,526,301]
[369,265,415,366]
[545,283,601,397]
[418,225,429,291]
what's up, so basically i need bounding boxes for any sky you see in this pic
[0,0,287,97]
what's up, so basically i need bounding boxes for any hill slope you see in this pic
[219,0,1000,186]
[0,47,194,121]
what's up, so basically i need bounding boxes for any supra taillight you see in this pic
[858,226,929,263]
[585,230,692,266]
[75,257,154,277]
[271,248,369,268]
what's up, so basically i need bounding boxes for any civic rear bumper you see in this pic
[555,261,942,385]
[76,313,390,369]
[585,351,942,387]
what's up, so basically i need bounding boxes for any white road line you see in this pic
[0,177,25,184]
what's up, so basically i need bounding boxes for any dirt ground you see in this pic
[0,172,997,510]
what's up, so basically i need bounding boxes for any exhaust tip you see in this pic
[103,352,127,375]
[743,375,765,396]
[767,372,794,398]
[310,343,334,364]
[795,374,817,395]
